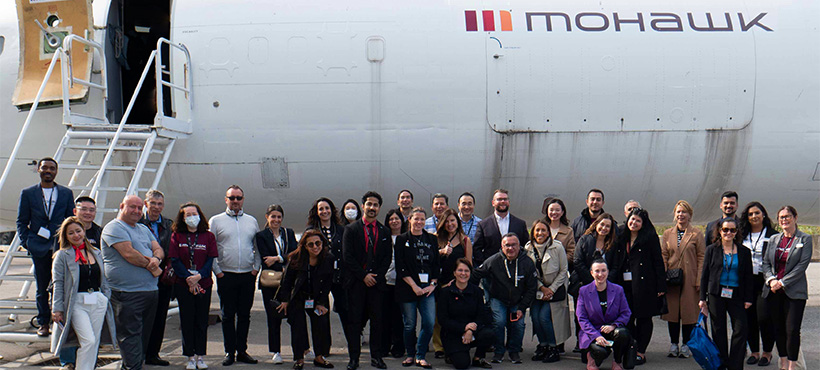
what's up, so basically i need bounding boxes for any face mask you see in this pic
[185,215,200,229]
[344,209,358,221]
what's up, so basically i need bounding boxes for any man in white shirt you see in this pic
[472,189,529,266]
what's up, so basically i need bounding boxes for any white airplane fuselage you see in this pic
[1,0,818,230]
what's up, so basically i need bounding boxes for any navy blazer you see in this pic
[16,183,75,257]
[255,227,298,272]
[342,219,393,288]
[472,213,529,265]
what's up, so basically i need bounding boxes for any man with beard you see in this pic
[472,189,529,266]
[570,189,618,243]
[16,157,75,337]
[704,191,738,246]
[342,191,393,370]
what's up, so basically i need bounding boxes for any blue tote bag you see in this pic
[687,313,722,370]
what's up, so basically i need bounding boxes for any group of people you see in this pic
[14,158,813,370]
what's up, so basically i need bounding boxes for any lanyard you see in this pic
[464,216,475,236]
[723,246,736,276]
[505,258,519,287]
[747,229,765,253]
[41,187,55,220]
[187,233,198,270]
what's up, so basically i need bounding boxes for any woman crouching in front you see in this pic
[277,229,335,369]
[51,216,117,370]
[576,259,631,370]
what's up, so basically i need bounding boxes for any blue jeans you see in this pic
[59,347,77,365]
[400,295,436,360]
[530,300,556,346]
[489,298,526,356]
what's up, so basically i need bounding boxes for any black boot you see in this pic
[531,345,548,361]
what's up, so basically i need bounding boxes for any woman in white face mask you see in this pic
[340,199,362,226]
[168,202,219,370]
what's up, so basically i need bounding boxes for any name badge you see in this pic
[37,227,51,239]
[334,260,338,270]
[720,287,734,299]
[795,243,804,249]
[623,272,633,281]
[305,299,315,309]
[419,273,429,283]
[83,293,97,305]
[753,264,760,275]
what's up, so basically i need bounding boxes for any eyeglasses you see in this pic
[778,215,793,220]
[227,196,244,201]
[306,241,323,248]
[75,207,96,212]
[721,228,737,233]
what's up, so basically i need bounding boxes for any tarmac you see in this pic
[0,254,817,370]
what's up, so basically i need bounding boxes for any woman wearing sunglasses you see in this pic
[699,217,753,370]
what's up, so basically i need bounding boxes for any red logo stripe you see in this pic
[465,10,478,31]
[483,10,495,31]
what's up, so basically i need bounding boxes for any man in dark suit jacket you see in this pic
[704,191,738,246]
[472,189,529,266]
[15,157,74,336]
[138,189,175,366]
[342,191,393,370]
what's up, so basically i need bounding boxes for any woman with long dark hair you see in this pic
[543,198,576,271]
[615,208,666,365]
[660,200,705,359]
[436,208,473,286]
[738,202,777,366]
[340,199,362,226]
[761,206,812,370]
[51,216,117,370]
[169,203,219,369]
[699,217,753,370]
[255,204,298,364]
[384,209,407,358]
[277,229,335,369]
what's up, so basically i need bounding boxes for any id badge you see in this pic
[37,227,51,239]
[753,264,760,275]
[305,299,315,309]
[334,260,338,270]
[419,273,429,283]
[623,272,633,281]
[720,287,734,299]
[83,293,97,305]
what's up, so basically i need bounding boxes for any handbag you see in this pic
[568,272,583,297]
[666,268,683,286]
[549,285,567,302]
[657,294,669,315]
[268,285,286,319]
[259,269,283,288]
[687,313,722,370]
[623,338,638,369]
[160,262,175,286]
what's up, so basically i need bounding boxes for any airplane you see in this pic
[0,0,818,236]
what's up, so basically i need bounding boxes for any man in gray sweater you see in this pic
[209,185,261,366]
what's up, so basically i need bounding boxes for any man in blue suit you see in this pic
[16,157,75,336]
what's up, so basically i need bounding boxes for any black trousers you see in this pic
[111,290,159,370]
[176,285,212,356]
[331,283,353,340]
[261,287,284,353]
[767,290,806,361]
[708,294,747,370]
[31,252,52,326]
[667,322,695,345]
[588,327,632,365]
[382,284,404,355]
[747,274,774,353]
[216,272,256,354]
[345,281,385,360]
[289,299,332,360]
[444,326,494,370]
[146,281,173,358]
[626,316,653,353]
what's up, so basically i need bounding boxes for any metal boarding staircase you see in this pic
[0,34,193,341]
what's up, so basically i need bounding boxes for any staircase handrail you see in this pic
[60,34,108,125]
[155,38,193,113]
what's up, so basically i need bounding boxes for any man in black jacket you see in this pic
[471,233,537,364]
[570,188,619,242]
[704,191,738,246]
[342,191,393,370]
[472,189,529,266]
[139,189,174,366]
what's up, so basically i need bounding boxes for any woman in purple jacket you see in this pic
[576,259,632,370]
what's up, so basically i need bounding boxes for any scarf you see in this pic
[73,243,88,264]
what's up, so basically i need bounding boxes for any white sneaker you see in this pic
[667,343,679,357]
[272,352,284,364]
[304,349,315,361]
[196,357,208,369]
[186,358,197,370]
[678,344,691,358]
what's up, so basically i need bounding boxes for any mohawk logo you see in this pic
[465,10,513,32]
[464,10,773,32]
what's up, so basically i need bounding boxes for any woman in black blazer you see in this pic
[277,229,335,369]
[572,213,620,287]
[255,204,298,364]
[613,208,666,365]
[738,202,777,365]
[699,217,753,370]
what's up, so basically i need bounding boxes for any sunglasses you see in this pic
[227,196,244,201]
[306,241,323,248]
[721,228,737,233]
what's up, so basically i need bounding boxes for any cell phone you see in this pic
[509,312,519,322]
[536,291,544,300]
[606,340,615,347]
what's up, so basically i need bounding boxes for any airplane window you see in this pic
[0,36,4,56]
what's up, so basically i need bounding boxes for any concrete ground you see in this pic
[0,257,818,370]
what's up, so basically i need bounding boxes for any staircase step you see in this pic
[64,113,109,126]
[0,275,35,281]
[62,144,143,151]
[70,186,151,192]
[66,131,153,140]
[60,164,157,172]
[68,123,151,131]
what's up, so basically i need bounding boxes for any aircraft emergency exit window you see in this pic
[0,36,4,56]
